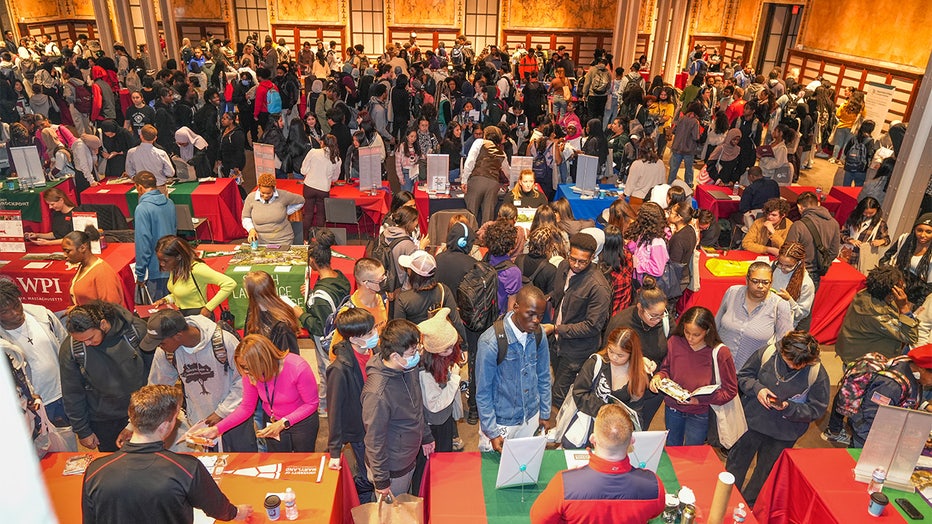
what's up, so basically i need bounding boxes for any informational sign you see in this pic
[71,211,101,254]
[426,154,449,194]
[0,210,25,252]
[863,82,897,136]
[9,146,45,188]
[855,404,932,491]
[575,154,599,192]
[252,143,277,178]
[359,145,382,192]
[515,207,537,232]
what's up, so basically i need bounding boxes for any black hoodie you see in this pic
[436,222,477,296]
[326,340,369,458]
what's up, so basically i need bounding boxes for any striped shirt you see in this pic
[715,285,793,370]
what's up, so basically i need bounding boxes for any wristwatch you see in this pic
[281,418,291,429]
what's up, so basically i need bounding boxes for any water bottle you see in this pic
[868,467,886,494]
[733,502,748,523]
[283,487,298,520]
[816,186,824,202]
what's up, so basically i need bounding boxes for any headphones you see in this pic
[456,223,469,249]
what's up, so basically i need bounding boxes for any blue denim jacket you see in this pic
[476,312,552,438]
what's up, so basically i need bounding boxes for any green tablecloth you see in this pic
[848,448,930,522]
[223,263,307,329]
[125,180,198,215]
[0,178,66,222]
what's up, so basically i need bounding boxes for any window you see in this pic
[233,0,269,45]
[349,0,385,57]
[464,0,499,51]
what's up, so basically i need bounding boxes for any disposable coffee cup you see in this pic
[868,492,888,517]
[265,494,282,521]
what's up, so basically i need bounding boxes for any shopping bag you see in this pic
[134,283,153,306]
[553,355,603,447]
[351,493,424,524]
[38,405,78,453]
[710,344,747,448]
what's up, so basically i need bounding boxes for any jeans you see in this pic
[843,170,866,187]
[312,335,329,411]
[449,168,460,185]
[400,172,415,192]
[45,398,71,427]
[664,405,709,446]
[350,441,374,501]
[831,127,854,160]
[668,152,695,186]
[603,96,618,129]
[725,429,795,506]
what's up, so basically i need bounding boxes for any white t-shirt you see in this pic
[7,316,62,403]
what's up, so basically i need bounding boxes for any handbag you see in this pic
[351,493,424,524]
[134,283,154,306]
[656,261,687,299]
[38,405,78,452]
[191,272,235,329]
[710,344,747,449]
[553,355,604,448]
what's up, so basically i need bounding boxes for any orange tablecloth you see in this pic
[683,250,865,344]
[277,180,391,235]
[41,452,358,524]
[830,186,862,226]
[0,243,136,312]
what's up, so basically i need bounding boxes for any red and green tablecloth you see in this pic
[428,446,756,523]
[0,177,75,229]
[755,447,931,523]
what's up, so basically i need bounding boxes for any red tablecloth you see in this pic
[683,250,865,344]
[41,451,357,524]
[82,178,247,242]
[830,186,862,226]
[695,184,741,219]
[754,448,929,523]
[277,180,391,235]
[675,72,689,90]
[413,187,472,233]
[1,177,78,233]
[780,186,841,220]
[0,243,136,312]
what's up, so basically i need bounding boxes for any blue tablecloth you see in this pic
[554,184,623,222]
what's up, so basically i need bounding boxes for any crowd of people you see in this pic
[2,29,930,524]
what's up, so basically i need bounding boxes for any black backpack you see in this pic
[71,322,143,383]
[844,137,870,173]
[801,217,834,277]
[493,318,543,364]
[457,260,501,332]
[162,322,240,372]
[367,234,408,294]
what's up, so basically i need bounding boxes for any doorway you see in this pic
[755,3,803,75]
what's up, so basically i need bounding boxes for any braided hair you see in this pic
[777,242,807,301]
[893,224,932,284]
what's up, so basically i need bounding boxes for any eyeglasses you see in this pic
[749,278,772,286]
[776,261,799,272]
[644,310,666,321]
[365,274,387,284]
[567,255,591,265]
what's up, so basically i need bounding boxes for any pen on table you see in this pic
[316,455,326,483]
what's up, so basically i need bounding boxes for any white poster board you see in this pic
[71,211,101,254]
[496,435,546,489]
[358,145,382,192]
[575,154,599,192]
[863,82,897,136]
[426,154,449,194]
[855,404,932,491]
[9,146,45,188]
[252,143,277,178]
[0,210,25,252]
[509,156,533,189]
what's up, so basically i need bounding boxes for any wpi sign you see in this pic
[16,276,65,297]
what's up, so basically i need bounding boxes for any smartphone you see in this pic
[895,498,924,520]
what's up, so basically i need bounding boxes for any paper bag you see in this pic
[351,493,424,524]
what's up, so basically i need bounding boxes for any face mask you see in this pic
[411,226,421,241]
[914,371,922,380]
[241,80,251,86]
[403,352,420,369]
[360,332,379,350]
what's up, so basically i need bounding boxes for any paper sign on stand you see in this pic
[252,143,277,178]
[863,82,897,136]
[9,146,46,188]
[575,154,599,192]
[0,210,26,252]
[359,145,382,192]
[855,404,932,491]
[71,212,101,254]
[426,154,449,194]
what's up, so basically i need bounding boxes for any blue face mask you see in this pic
[403,352,420,369]
[360,332,379,350]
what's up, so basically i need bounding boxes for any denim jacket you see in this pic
[476,312,552,439]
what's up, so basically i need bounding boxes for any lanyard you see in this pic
[263,373,280,420]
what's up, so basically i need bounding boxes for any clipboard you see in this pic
[495,435,546,488]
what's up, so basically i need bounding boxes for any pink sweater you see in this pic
[215,353,319,434]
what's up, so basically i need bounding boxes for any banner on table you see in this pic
[224,263,306,329]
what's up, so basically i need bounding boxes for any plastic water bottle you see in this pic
[816,186,824,202]
[283,487,298,520]
[733,502,748,523]
[868,467,886,494]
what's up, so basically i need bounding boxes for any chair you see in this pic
[290,221,304,245]
[427,209,479,252]
[324,198,362,240]
[329,227,348,245]
[175,205,212,244]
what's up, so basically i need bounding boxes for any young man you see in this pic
[531,404,665,523]
[361,319,434,499]
[476,285,553,452]
[133,171,176,300]
[783,190,841,290]
[82,385,252,523]
[328,258,388,354]
[125,124,174,189]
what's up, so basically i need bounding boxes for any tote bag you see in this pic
[553,355,603,448]
[710,344,747,448]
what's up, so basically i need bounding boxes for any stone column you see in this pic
[649,0,671,80]
[611,0,642,71]
[90,0,116,55]
[111,0,136,54]
[662,0,688,84]
[139,0,162,70]
[158,0,178,65]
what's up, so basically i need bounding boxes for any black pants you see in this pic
[221,414,259,452]
[91,417,129,452]
[551,354,586,410]
[265,412,319,452]
[465,175,500,225]
[303,184,328,236]
[725,429,795,506]
[586,94,607,123]
[429,415,457,453]
[465,327,482,415]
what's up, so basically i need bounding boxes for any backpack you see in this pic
[163,322,240,372]
[20,59,37,81]
[278,77,299,110]
[450,48,464,66]
[311,290,354,354]
[366,234,408,294]
[800,217,834,276]
[494,258,528,288]
[266,86,283,114]
[531,142,550,186]
[71,322,143,383]
[457,260,501,332]
[590,70,610,95]
[492,317,543,365]
[844,137,870,173]
[835,353,913,417]
[73,84,93,114]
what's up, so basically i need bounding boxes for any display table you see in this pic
[780,186,841,220]
[413,186,472,233]
[830,186,863,226]
[81,178,247,242]
[0,243,136,312]
[277,180,391,235]
[198,244,363,329]
[755,448,930,523]
[0,177,76,233]
[682,250,865,344]
[40,451,358,524]
[695,184,742,219]
[428,446,757,523]
[555,184,621,222]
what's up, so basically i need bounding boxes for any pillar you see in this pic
[139,0,162,70]
[158,0,178,66]
[662,0,688,84]
[611,0,641,71]
[649,0,671,81]
[111,0,136,56]
[90,0,116,55]
[882,50,932,238]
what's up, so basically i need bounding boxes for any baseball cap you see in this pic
[141,309,189,351]
[908,344,932,369]
[398,250,436,277]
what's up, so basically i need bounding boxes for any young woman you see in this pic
[281,119,312,179]
[770,242,815,328]
[195,334,320,452]
[99,119,138,179]
[304,112,323,149]
[626,202,670,283]
[516,226,562,299]
[703,110,730,163]
[62,226,124,307]
[624,137,666,202]
[505,169,548,209]
[218,111,247,181]
[649,306,738,446]
[707,128,743,185]
[243,270,300,354]
[600,225,635,315]
[25,187,82,245]
[242,173,305,246]
[301,134,342,233]
[649,87,677,158]
[880,212,932,285]
[527,124,564,200]
[842,196,890,269]
[605,198,637,236]
[549,67,569,120]
[439,123,464,184]
[831,88,866,163]
[841,120,878,187]
[566,327,655,448]
[667,201,698,300]
[757,123,792,180]
[417,308,464,452]
[581,118,609,177]
[395,126,422,192]
[393,250,466,340]
[152,235,237,318]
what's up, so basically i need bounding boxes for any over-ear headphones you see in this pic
[457,224,469,249]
